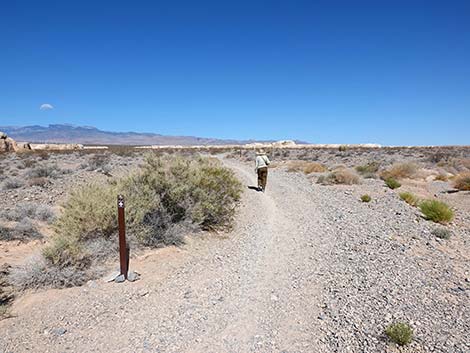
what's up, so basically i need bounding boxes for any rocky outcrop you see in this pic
[0,131,31,152]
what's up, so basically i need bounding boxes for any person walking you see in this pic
[255,149,270,192]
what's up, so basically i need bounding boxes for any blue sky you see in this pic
[1,1,469,145]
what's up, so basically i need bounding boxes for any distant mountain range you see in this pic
[0,124,294,146]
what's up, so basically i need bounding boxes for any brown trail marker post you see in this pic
[117,195,128,279]
[106,195,139,283]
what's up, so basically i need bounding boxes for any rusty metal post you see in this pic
[117,195,128,279]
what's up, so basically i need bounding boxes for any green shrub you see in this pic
[360,194,371,202]
[431,228,452,239]
[40,155,242,279]
[385,322,413,346]
[356,162,380,175]
[385,177,401,189]
[419,199,454,223]
[399,192,419,206]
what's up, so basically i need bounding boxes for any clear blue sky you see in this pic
[1,1,469,145]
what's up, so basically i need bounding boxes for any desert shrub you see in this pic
[453,172,470,191]
[338,145,348,152]
[0,220,41,241]
[287,161,327,174]
[9,255,92,289]
[27,164,63,179]
[419,200,454,223]
[385,178,401,189]
[434,174,449,181]
[317,169,360,185]
[399,192,419,206]
[39,155,242,281]
[22,159,37,168]
[87,154,111,171]
[1,203,55,223]
[2,178,24,190]
[356,162,380,176]
[381,163,418,180]
[431,228,452,239]
[27,177,49,187]
[360,194,371,202]
[385,322,413,346]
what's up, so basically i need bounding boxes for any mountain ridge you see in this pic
[0,124,295,146]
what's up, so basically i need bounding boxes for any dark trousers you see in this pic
[257,167,268,189]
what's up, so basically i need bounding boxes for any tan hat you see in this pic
[256,149,266,155]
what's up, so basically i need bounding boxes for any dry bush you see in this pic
[2,178,24,190]
[453,172,470,191]
[434,174,449,181]
[1,203,55,223]
[287,160,327,174]
[317,169,360,185]
[381,163,418,180]
[27,177,49,187]
[27,164,64,179]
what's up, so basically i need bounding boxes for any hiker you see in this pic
[255,149,270,192]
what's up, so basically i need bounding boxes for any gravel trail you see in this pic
[1,158,468,353]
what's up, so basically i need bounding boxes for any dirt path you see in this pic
[0,158,331,353]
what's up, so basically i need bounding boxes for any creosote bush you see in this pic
[385,177,401,189]
[360,194,371,202]
[453,172,470,191]
[31,155,242,288]
[385,322,413,346]
[399,192,419,206]
[419,199,454,224]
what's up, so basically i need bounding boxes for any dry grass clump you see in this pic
[287,160,327,174]
[419,200,454,224]
[453,172,470,191]
[360,194,371,202]
[17,155,242,289]
[385,322,413,346]
[399,192,419,206]
[317,169,360,185]
[381,163,418,180]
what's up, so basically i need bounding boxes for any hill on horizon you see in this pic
[0,124,294,146]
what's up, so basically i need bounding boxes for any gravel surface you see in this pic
[0,157,469,353]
